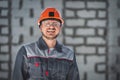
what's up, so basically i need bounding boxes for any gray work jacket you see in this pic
[12,37,80,80]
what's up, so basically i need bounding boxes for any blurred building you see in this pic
[0,0,120,80]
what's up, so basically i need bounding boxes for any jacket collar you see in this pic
[37,37,62,52]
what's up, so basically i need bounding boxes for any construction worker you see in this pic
[12,7,80,80]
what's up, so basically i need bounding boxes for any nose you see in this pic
[49,25,55,30]
[49,24,55,28]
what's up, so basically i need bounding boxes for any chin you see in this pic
[42,32,59,40]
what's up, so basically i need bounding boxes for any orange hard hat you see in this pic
[37,7,64,25]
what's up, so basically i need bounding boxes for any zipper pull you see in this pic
[48,49,50,54]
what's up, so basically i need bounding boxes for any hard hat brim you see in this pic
[38,17,64,25]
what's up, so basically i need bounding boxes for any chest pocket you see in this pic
[28,61,43,79]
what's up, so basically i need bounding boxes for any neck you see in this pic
[42,36,56,48]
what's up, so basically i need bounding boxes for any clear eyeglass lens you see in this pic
[44,22,60,27]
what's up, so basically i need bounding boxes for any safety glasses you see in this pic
[42,20,61,27]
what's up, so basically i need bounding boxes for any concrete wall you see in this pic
[0,0,120,80]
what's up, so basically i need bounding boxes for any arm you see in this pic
[12,46,27,80]
[66,54,80,80]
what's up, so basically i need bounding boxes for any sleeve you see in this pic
[66,54,80,80]
[12,46,27,80]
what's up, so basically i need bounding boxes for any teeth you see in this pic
[48,31,54,32]
[47,30,55,31]
[49,30,54,31]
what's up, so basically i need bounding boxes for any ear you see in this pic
[60,23,63,27]
[38,25,42,31]
[39,25,40,28]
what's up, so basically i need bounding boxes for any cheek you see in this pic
[57,28,61,32]
[40,26,45,32]
[40,27,45,32]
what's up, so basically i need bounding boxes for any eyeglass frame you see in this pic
[39,19,62,27]
[41,20,62,28]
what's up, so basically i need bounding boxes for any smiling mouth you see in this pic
[47,30,55,33]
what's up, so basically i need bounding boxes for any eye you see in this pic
[45,23,50,27]
[53,23,58,26]
[53,22,60,27]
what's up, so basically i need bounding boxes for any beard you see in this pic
[41,32,59,40]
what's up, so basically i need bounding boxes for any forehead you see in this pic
[42,19,60,23]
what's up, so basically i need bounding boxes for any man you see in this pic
[12,7,80,80]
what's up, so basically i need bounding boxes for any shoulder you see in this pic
[62,45,74,53]
[61,45,74,60]
[23,42,36,47]
[18,42,36,54]
[23,42,37,50]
